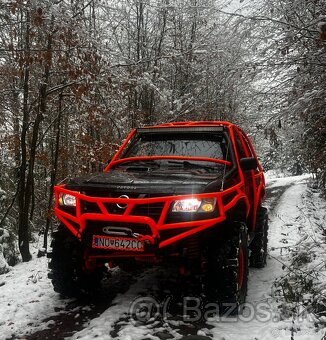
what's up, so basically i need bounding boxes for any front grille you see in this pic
[103,203,126,215]
[131,203,165,222]
[82,201,165,222]
[83,202,101,214]
[82,202,128,215]
[81,190,168,222]
[81,190,131,214]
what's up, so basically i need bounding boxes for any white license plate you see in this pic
[92,235,144,252]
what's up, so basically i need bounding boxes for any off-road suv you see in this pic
[48,121,268,310]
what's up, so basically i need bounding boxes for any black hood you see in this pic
[66,166,226,195]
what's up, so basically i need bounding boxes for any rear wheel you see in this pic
[250,207,268,268]
[204,222,249,314]
[48,226,103,297]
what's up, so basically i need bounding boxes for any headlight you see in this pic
[58,193,77,207]
[172,198,216,213]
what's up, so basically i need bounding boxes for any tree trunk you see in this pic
[17,11,54,261]
[17,7,31,262]
[43,91,62,251]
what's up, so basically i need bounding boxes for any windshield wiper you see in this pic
[117,159,160,168]
[167,160,217,170]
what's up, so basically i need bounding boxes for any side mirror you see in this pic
[240,157,258,171]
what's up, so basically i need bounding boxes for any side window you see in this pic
[239,130,260,174]
[234,131,247,159]
[239,132,254,157]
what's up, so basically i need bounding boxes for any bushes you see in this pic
[0,227,20,274]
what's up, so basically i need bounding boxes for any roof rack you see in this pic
[144,121,233,128]
[138,126,225,134]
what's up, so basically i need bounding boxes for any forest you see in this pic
[0,1,326,339]
[0,0,325,281]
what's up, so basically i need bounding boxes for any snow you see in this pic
[0,245,68,339]
[0,227,19,272]
[0,174,325,339]
[0,249,10,275]
[264,172,311,189]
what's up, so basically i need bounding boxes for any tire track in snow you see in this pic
[24,270,137,340]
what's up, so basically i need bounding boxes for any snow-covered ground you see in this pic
[0,174,325,340]
[0,246,67,339]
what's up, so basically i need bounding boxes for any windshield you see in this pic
[122,133,230,164]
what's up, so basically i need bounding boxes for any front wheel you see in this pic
[203,222,249,314]
[48,226,103,297]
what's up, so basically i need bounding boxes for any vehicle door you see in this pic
[233,128,258,229]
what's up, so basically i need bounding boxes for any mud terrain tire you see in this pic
[204,222,249,314]
[250,207,268,268]
[48,226,103,297]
